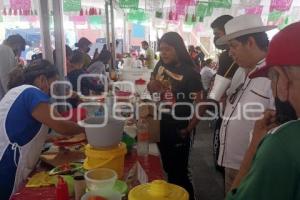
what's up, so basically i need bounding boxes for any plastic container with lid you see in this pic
[81,117,125,148]
[128,180,189,200]
[83,143,127,178]
[84,168,117,192]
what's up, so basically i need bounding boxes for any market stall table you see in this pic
[11,144,164,200]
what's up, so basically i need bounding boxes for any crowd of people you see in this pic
[0,13,299,200]
[148,14,300,200]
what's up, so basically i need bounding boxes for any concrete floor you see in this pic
[190,120,225,200]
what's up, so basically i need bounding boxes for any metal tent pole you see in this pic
[52,0,66,78]
[110,0,116,69]
[38,0,53,62]
[52,0,66,111]
[105,1,110,48]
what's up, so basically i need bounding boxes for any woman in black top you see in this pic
[148,32,204,200]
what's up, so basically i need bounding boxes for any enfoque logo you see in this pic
[49,76,265,127]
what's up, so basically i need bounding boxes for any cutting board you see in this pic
[40,150,85,167]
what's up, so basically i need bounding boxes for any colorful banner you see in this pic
[267,10,284,25]
[127,9,148,22]
[175,4,186,16]
[63,0,81,12]
[245,5,263,15]
[10,0,31,10]
[88,16,103,25]
[270,0,293,12]
[210,0,232,9]
[70,16,87,25]
[278,16,290,29]
[196,3,213,19]
[176,0,196,6]
[119,0,139,9]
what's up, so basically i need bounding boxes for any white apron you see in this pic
[0,85,48,199]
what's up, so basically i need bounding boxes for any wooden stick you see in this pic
[224,62,236,78]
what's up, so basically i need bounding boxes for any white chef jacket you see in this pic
[218,59,275,170]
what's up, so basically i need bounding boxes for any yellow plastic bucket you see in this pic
[129,180,189,200]
[83,143,127,178]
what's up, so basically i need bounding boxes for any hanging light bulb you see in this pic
[80,8,83,16]
[98,8,101,15]
[9,8,12,15]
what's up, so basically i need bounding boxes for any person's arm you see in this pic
[179,70,209,136]
[179,91,209,137]
[231,110,278,189]
[82,77,104,93]
[32,103,85,136]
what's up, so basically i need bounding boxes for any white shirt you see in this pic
[218,60,275,170]
[87,60,106,76]
[226,67,246,96]
[0,44,17,100]
[200,66,216,90]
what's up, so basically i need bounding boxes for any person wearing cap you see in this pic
[0,34,26,100]
[75,37,92,69]
[215,14,276,193]
[226,22,300,200]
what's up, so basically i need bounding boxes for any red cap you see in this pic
[250,22,300,78]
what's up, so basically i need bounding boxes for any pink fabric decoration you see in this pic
[270,0,293,12]
[70,16,87,25]
[10,0,31,10]
[175,4,186,15]
[245,5,264,14]
[176,0,196,6]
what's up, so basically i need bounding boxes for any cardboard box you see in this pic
[138,103,160,143]
[147,116,160,143]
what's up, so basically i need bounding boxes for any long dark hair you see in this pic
[159,32,195,68]
[8,60,58,89]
